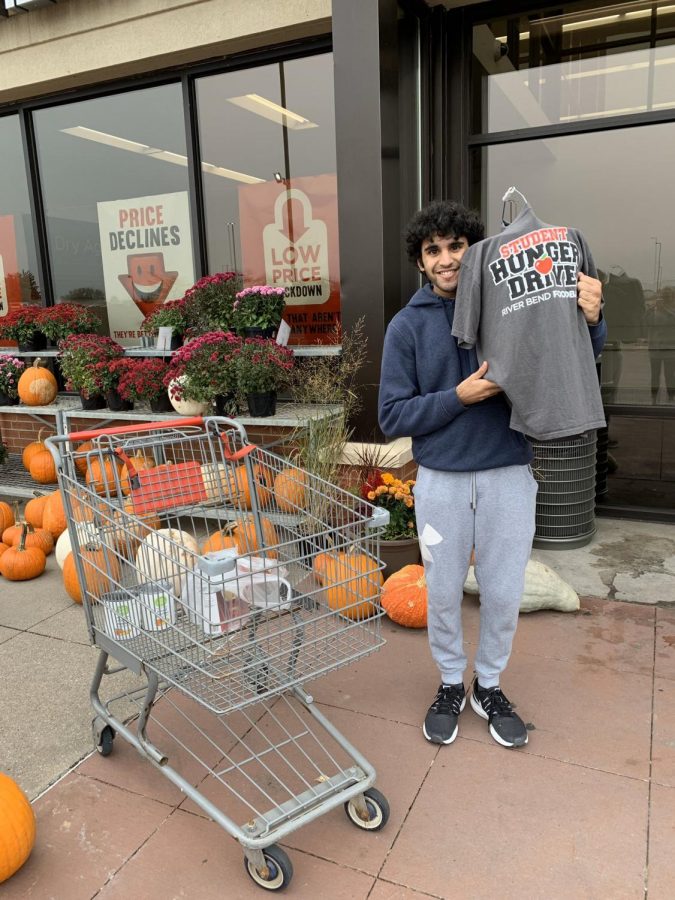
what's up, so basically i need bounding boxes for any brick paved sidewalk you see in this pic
[3,594,675,899]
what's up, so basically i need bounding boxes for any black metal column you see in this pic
[333,0,402,439]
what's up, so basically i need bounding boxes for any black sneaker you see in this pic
[423,683,466,745]
[470,678,528,748]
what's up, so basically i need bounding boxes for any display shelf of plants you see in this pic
[0,275,353,500]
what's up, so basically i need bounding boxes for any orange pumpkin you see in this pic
[0,527,46,581]
[42,490,92,539]
[73,440,94,476]
[201,528,238,554]
[313,549,382,620]
[0,771,36,884]
[17,357,58,406]
[0,502,14,535]
[233,515,278,558]
[200,461,275,509]
[120,452,156,495]
[86,458,122,496]
[28,449,58,484]
[17,527,54,557]
[273,467,308,512]
[1,526,21,546]
[381,564,427,628]
[24,495,49,529]
[201,463,251,507]
[62,544,121,604]
[42,491,68,539]
[22,427,51,471]
[0,543,9,558]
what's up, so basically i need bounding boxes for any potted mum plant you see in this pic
[141,299,188,349]
[235,337,294,417]
[164,330,242,416]
[57,333,124,409]
[181,272,242,335]
[361,470,419,576]
[39,303,99,344]
[116,357,173,412]
[95,358,136,411]
[0,306,46,351]
[233,285,286,338]
[0,355,26,405]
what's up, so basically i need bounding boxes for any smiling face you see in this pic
[118,253,178,316]
[418,234,470,299]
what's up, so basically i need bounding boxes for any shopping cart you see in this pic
[46,416,390,891]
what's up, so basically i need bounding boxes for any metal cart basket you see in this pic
[46,416,390,891]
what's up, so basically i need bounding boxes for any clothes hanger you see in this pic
[609,264,626,277]
[501,186,528,226]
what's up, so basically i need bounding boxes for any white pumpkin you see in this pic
[135,527,199,595]
[55,523,102,570]
[168,377,210,417]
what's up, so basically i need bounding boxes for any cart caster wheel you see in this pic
[344,788,390,831]
[96,726,115,757]
[244,845,293,891]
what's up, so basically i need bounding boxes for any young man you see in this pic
[378,200,606,749]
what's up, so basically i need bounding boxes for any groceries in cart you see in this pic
[181,548,292,636]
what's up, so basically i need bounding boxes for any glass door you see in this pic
[467,1,675,516]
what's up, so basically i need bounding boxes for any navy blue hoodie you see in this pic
[378,283,606,471]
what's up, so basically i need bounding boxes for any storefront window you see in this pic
[472,1,675,134]
[0,115,42,334]
[33,85,193,345]
[196,53,340,344]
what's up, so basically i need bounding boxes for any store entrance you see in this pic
[465,0,675,520]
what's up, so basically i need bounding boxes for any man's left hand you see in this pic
[577,273,603,325]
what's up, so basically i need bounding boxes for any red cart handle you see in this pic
[69,417,257,463]
[67,417,206,442]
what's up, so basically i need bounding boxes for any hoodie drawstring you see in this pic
[470,471,477,510]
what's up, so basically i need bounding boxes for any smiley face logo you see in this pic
[118,253,178,316]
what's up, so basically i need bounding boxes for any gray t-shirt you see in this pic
[452,205,606,440]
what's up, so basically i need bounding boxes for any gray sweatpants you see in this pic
[414,464,537,688]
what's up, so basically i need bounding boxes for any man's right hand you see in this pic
[456,361,503,405]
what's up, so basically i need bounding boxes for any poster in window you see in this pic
[238,175,340,344]
[97,191,195,346]
[0,215,22,346]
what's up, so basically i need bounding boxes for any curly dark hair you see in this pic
[404,200,485,264]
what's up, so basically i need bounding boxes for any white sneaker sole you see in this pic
[470,691,528,748]
[422,695,466,745]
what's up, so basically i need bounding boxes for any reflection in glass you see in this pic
[472,2,675,133]
[197,53,340,345]
[0,115,41,329]
[33,85,192,344]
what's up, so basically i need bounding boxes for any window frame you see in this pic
[0,35,332,309]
